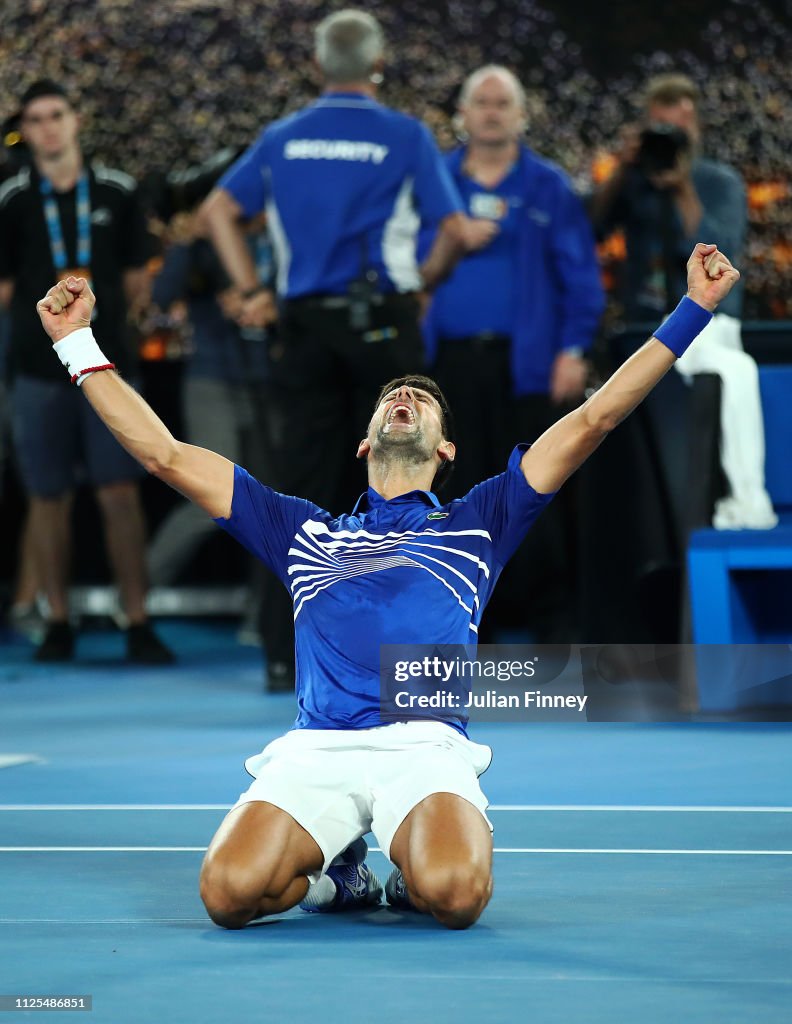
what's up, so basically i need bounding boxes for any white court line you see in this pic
[489,805,792,813]
[1,846,791,855]
[0,847,207,852]
[1,804,791,812]
[0,805,227,811]
[0,919,208,925]
[0,755,43,769]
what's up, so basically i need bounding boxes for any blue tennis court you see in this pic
[2,622,791,1023]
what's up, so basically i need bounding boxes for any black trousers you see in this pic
[433,337,575,644]
[260,295,426,667]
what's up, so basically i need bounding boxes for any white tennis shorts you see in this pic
[231,721,493,882]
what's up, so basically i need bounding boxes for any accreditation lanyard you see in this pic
[40,171,91,275]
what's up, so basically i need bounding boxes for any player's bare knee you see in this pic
[431,879,489,930]
[200,883,250,929]
[438,905,483,930]
[200,864,242,924]
[412,863,491,924]
[204,902,250,930]
[200,859,269,926]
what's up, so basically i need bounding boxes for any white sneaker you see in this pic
[8,602,46,643]
[713,494,779,531]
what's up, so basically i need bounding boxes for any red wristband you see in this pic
[70,363,116,385]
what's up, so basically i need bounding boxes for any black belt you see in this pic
[439,332,511,349]
[285,292,417,311]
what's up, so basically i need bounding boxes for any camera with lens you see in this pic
[638,123,690,176]
[140,147,245,221]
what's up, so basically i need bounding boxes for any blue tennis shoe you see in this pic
[300,838,382,912]
[384,867,417,910]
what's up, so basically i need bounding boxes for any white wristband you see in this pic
[52,327,115,386]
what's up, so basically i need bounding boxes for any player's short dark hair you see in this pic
[20,80,71,115]
[374,374,456,490]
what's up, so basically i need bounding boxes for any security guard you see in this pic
[202,9,466,689]
[422,66,605,644]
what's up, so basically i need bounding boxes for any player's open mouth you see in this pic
[386,403,416,425]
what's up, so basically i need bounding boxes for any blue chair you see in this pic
[688,366,792,710]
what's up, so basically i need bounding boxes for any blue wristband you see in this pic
[653,296,713,358]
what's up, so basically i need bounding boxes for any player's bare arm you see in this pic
[521,242,740,494]
[36,276,235,519]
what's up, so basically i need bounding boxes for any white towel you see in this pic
[674,313,778,530]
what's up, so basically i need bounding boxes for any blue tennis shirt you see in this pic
[215,447,554,734]
[218,91,461,298]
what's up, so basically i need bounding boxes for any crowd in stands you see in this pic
[1,0,790,318]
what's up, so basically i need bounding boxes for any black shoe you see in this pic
[265,660,295,693]
[126,623,175,665]
[35,622,75,662]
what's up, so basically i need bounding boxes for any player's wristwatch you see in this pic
[241,285,267,300]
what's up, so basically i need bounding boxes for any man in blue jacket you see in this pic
[423,65,605,642]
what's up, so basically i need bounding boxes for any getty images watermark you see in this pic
[380,645,585,723]
[388,651,586,712]
[380,643,792,723]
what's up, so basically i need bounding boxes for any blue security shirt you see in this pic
[218,92,462,299]
[423,145,605,395]
[215,446,554,734]
[429,163,521,339]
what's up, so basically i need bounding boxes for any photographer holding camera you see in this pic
[591,73,743,321]
[591,73,776,530]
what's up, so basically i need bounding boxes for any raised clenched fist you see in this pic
[36,277,96,343]
[685,243,740,312]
